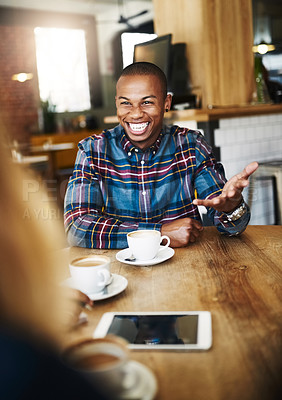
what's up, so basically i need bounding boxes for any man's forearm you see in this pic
[65,211,161,249]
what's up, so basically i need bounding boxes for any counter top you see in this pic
[165,103,282,122]
[104,103,282,124]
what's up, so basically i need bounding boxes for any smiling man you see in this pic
[115,67,171,150]
[64,62,258,249]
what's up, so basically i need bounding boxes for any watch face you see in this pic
[228,203,247,221]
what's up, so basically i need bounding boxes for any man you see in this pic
[64,62,258,249]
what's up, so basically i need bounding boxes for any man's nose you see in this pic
[130,105,144,118]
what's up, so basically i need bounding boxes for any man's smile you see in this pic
[127,122,149,135]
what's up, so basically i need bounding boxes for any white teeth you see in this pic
[129,122,149,132]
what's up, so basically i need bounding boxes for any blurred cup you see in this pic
[62,336,135,395]
[127,229,170,261]
[69,255,111,294]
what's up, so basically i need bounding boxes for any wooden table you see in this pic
[12,154,50,178]
[30,142,74,179]
[62,226,282,400]
[12,154,49,165]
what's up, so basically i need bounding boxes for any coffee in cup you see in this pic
[63,336,134,395]
[69,255,111,294]
[127,229,170,261]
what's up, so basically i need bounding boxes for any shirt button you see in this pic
[128,152,131,156]
[153,151,156,155]
[142,191,146,196]
[135,148,138,152]
[141,160,145,165]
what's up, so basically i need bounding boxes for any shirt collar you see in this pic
[119,126,164,155]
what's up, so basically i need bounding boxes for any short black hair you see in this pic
[118,62,167,98]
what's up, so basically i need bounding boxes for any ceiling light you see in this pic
[253,43,275,55]
[11,73,33,82]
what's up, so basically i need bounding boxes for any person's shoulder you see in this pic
[167,125,204,142]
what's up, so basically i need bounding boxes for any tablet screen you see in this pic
[106,314,198,345]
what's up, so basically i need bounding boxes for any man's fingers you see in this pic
[193,198,219,207]
[191,219,204,231]
[240,161,259,180]
[193,198,207,206]
[224,185,243,198]
[188,225,202,236]
[193,192,241,209]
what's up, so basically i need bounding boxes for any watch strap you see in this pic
[225,200,247,222]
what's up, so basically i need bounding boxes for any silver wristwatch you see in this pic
[225,200,247,222]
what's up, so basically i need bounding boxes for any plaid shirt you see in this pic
[64,124,250,248]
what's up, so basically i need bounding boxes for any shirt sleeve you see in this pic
[193,132,250,236]
[64,145,161,249]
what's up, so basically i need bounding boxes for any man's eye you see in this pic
[121,101,131,106]
[143,101,153,105]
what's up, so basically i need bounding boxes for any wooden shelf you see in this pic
[165,103,282,122]
[104,104,282,125]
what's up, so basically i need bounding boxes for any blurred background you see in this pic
[0,0,282,225]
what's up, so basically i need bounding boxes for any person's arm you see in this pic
[64,146,160,249]
[192,134,258,235]
[193,161,258,235]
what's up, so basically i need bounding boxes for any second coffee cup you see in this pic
[69,255,111,294]
[127,230,170,261]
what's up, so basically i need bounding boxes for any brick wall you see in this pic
[0,25,40,144]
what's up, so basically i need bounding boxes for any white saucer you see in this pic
[116,246,175,266]
[119,360,158,400]
[62,274,128,301]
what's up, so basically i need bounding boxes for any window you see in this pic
[121,32,157,68]
[34,27,91,112]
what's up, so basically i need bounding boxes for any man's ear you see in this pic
[164,93,172,112]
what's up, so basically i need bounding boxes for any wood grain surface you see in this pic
[63,226,282,400]
[153,0,254,108]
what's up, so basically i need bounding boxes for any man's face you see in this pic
[115,74,171,150]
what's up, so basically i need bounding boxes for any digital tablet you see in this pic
[93,311,212,351]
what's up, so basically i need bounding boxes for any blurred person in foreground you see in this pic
[0,123,111,399]
[64,62,258,249]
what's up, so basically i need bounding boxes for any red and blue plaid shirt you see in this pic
[64,124,250,248]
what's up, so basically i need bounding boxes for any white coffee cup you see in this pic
[63,336,135,396]
[127,229,170,261]
[69,255,111,294]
